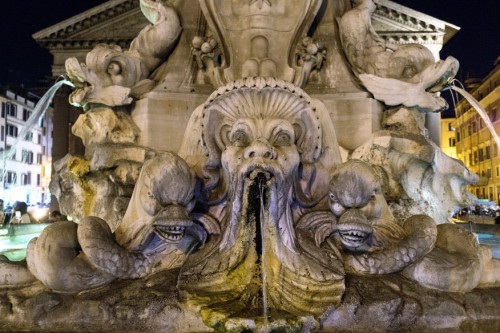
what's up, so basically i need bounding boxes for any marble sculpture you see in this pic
[1,0,499,332]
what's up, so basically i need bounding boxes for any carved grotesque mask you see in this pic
[200,78,322,251]
[220,117,300,194]
[178,78,345,317]
[329,160,389,252]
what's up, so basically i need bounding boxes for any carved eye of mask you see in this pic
[329,193,346,216]
[361,191,383,218]
[107,61,122,76]
[139,181,161,216]
[273,131,292,147]
[231,129,250,147]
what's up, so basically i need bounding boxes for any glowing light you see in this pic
[30,207,49,222]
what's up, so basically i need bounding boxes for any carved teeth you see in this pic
[340,230,366,238]
[346,231,364,237]
[156,225,185,233]
[154,225,186,242]
[339,230,368,245]
[167,234,183,241]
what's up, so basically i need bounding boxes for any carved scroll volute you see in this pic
[198,0,324,84]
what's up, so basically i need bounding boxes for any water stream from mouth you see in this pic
[1,79,73,196]
[258,177,269,332]
[448,84,500,148]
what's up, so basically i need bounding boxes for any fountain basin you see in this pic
[0,223,51,261]
[453,221,500,258]
[477,233,500,258]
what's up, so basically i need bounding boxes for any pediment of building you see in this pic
[33,0,459,55]
[372,0,459,45]
[33,0,460,49]
[33,0,147,49]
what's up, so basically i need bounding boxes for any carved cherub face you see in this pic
[329,160,390,252]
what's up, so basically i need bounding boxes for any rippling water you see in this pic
[0,234,37,261]
[476,233,500,258]
[0,224,50,261]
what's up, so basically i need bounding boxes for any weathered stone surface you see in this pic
[50,154,130,229]
[351,130,477,224]
[87,144,149,171]
[132,91,208,152]
[73,107,140,146]
[65,1,181,108]
[0,272,211,333]
[321,94,384,151]
[7,0,498,331]
[477,246,500,288]
[0,274,499,332]
[403,224,482,293]
[322,275,500,333]
[338,0,459,113]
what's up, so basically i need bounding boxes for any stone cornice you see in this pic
[33,0,138,48]
[378,32,444,45]
[40,39,132,51]
[375,4,440,32]
[374,0,460,43]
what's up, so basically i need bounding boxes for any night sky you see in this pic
[0,0,498,89]
[396,0,500,81]
[0,0,107,88]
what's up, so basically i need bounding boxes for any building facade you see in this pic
[0,89,53,206]
[452,58,500,203]
[440,118,457,159]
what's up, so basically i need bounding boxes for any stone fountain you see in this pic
[1,1,499,332]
